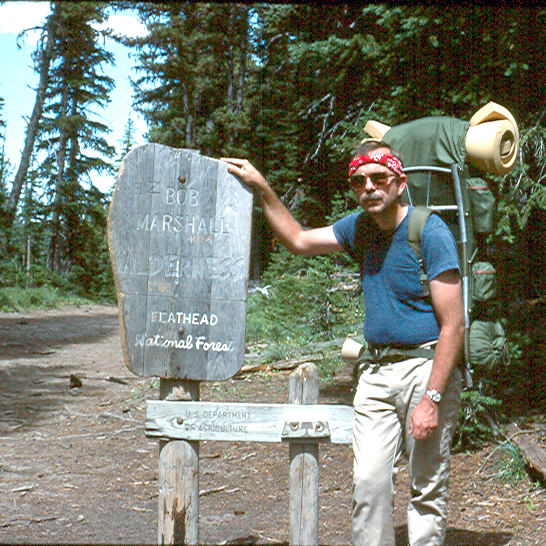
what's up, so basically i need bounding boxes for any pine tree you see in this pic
[33,1,116,293]
[0,97,10,208]
[117,113,137,165]
[126,3,255,157]
[254,4,372,227]
[0,96,11,251]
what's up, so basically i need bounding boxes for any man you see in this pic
[222,140,464,546]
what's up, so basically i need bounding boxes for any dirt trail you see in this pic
[0,305,544,545]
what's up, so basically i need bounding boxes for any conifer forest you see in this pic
[1,7,546,543]
[1,3,545,406]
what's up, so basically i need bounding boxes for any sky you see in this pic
[0,1,148,193]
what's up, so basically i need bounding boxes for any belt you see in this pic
[357,342,437,366]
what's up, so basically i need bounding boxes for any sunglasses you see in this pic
[349,173,397,188]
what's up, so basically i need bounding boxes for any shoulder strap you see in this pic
[408,206,433,298]
[408,206,433,261]
[352,207,433,299]
[351,212,373,263]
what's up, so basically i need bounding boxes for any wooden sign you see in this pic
[108,144,253,380]
[146,401,354,444]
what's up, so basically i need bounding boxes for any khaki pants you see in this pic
[352,357,462,546]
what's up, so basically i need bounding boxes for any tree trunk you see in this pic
[47,85,69,272]
[226,5,247,147]
[6,7,58,226]
[181,83,193,148]
[236,8,248,114]
[64,130,82,268]
[227,6,235,114]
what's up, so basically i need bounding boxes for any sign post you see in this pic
[108,143,253,544]
[156,379,200,544]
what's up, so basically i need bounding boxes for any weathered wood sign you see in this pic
[145,401,354,444]
[108,144,253,380]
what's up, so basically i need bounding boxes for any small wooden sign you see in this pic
[146,401,354,444]
[108,144,253,380]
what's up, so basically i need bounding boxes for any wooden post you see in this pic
[158,379,200,545]
[289,363,320,546]
[108,146,254,544]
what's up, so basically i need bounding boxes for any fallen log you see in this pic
[239,354,324,374]
[506,423,546,483]
[240,338,348,375]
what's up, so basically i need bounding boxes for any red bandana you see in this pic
[348,152,404,178]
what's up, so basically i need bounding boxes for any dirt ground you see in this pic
[0,304,545,545]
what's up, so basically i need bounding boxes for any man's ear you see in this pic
[396,175,407,197]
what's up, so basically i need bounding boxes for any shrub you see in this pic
[454,389,503,451]
[246,246,363,354]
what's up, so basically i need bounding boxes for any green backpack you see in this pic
[352,206,508,377]
[469,320,509,374]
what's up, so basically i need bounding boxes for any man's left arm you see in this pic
[409,269,465,440]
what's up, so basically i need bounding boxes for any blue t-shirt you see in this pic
[332,207,459,346]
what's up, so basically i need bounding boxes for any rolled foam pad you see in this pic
[363,120,391,140]
[465,102,519,175]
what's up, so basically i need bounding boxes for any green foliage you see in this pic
[31,2,116,279]
[0,189,114,302]
[0,2,118,299]
[246,245,362,383]
[0,285,92,312]
[128,3,255,157]
[246,246,363,352]
[479,440,529,485]
[495,125,546,243]
[116,114,138,166]
[63,186,115,300]
[454,389,503,451]
[0,257,66,290]
[493,441,528,484]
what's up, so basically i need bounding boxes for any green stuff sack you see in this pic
[472,261,497,302]
[467,177,496,233]
[469,320,509,374]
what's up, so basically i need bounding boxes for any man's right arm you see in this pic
[221,158,343,255]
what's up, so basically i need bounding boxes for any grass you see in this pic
[494,441,528,484]
[480,440,528,484]
[0,285,95,312]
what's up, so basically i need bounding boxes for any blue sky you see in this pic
[0,1,148,193]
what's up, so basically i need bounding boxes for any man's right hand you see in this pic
[220,157,342,256]
[220,158,268,193]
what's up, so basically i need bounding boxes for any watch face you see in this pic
[427,390,441,402]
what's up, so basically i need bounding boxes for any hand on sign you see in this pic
[220,158,269,193]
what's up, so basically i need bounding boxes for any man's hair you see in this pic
[352,139,403,163]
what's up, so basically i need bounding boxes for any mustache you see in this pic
[362,193,382,202]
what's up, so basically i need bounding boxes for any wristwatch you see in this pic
[425,389,442,403]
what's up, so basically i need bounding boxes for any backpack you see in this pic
[351,206,509,378]
[469,320,509,375]
[467,177,496,234]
